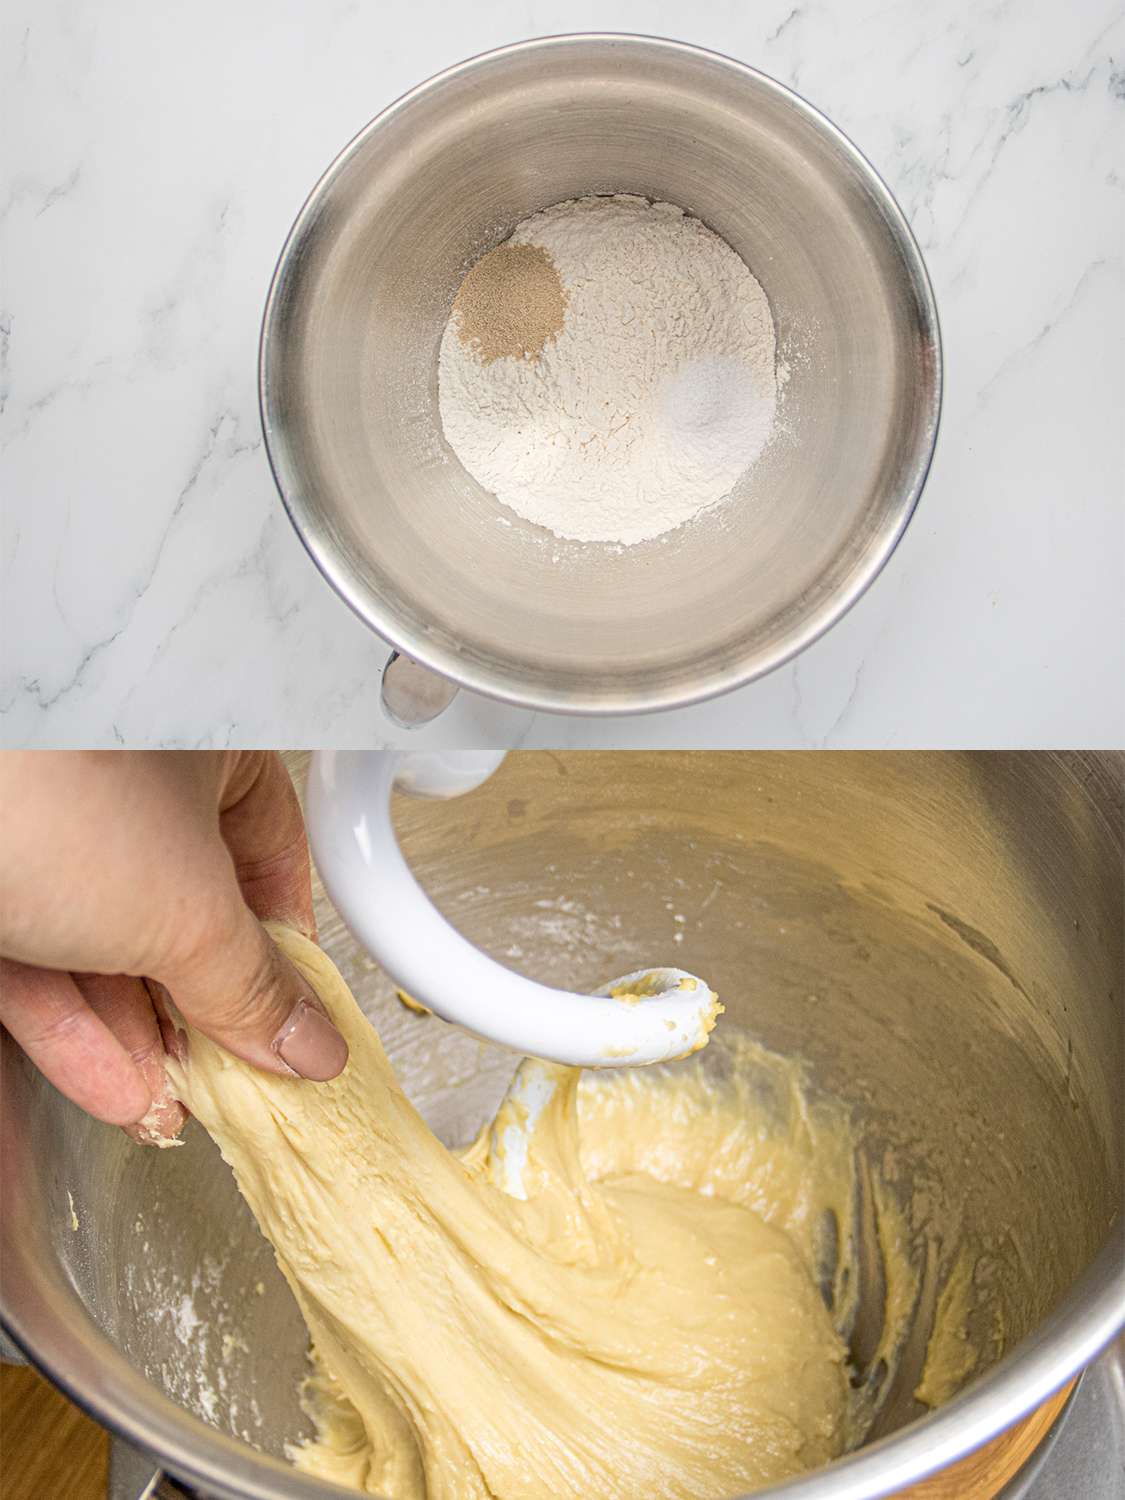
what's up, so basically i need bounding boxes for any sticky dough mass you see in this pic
[168,926,849,1499]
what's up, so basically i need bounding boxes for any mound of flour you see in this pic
[438,194,777,547]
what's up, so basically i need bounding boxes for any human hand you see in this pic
[0,752,348,1143]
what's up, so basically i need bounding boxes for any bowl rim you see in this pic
[258,30,942,714]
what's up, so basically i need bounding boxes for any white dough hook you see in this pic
[305,751,721,1068]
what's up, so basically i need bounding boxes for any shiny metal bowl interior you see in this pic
[260,36,941,714]
[1,753,1121,1500]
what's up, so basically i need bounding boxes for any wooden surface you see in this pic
[0,1362,108,1500]
[895,1378,1076,1498]
[0,1359,1074,1500]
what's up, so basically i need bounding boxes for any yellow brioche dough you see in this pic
[168,925,850,1499]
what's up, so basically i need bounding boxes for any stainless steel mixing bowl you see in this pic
[260,36,941,715]
[1,752,1121,1500]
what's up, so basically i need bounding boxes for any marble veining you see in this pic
[1,0,1122,748]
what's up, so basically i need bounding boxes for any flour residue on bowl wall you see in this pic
[438,194,780,546]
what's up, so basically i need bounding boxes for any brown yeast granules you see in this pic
[451,241,567,364]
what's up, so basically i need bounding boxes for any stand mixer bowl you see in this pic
[1,752,1122,1500]
[259,35,941,716]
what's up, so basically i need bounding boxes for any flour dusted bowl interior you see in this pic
[261,36,941,713]
[2,753,1121,1500]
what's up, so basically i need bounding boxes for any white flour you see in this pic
[439,195,778,546]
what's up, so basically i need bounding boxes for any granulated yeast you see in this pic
[452,241,567,364]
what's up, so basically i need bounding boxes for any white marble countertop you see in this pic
[2,1,1122,749]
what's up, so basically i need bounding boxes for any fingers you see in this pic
[0,959,152,1126]
[74,973,188,1144]
[0,750,340,1107]
[219,753,316,939]
[159,905,347,1082]
[164,755,344,1081]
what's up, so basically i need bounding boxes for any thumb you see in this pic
[158,908,348,1082]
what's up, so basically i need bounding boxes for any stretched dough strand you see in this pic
[168,925,848,1500]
